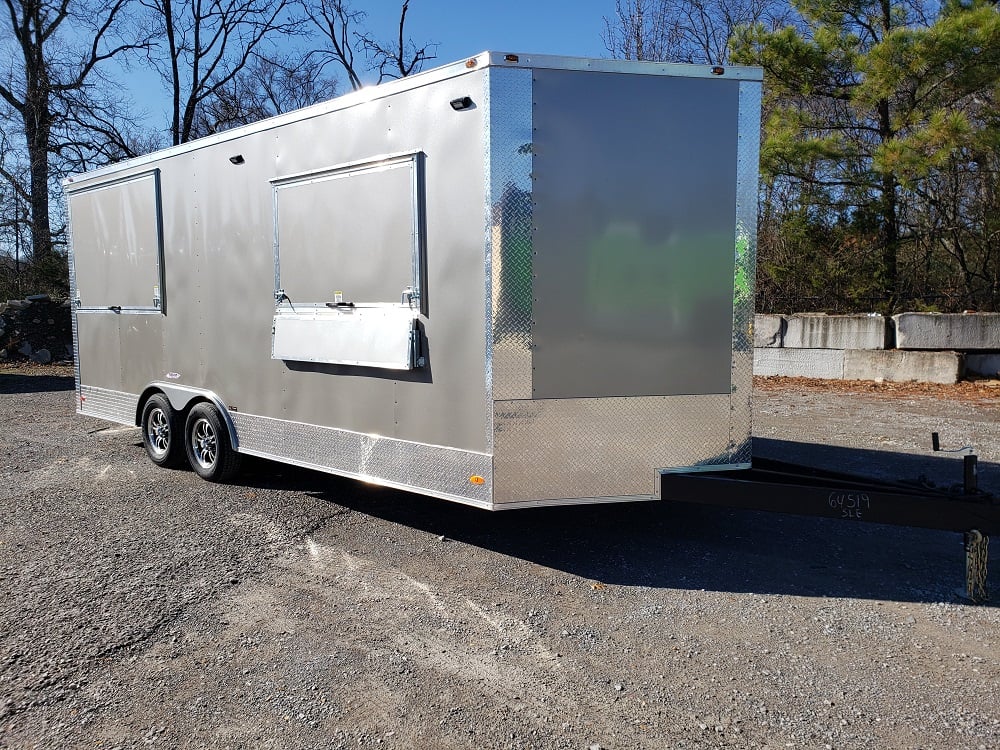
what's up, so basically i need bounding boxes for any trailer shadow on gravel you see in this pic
[0,372,74,394]
[239,439,998,607]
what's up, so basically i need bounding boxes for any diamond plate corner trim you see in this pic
[79,386,139,425]
[231,412,493,506]
[492,394,735,503]
[482,68,494,448]
[66,194,82,402]
[485,67,534,406]
[730,80,762,466]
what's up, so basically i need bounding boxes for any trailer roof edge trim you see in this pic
[483,51,763,81]
[62,51,762,190]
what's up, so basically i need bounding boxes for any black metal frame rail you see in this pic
[657,457,999,535]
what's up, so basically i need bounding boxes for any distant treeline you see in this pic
[2,0,999,313]
[608,0,1000,313]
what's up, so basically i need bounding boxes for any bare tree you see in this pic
[141,0,299,145]
[666,0,792,63]
[358,0,435,83]
[602,0,675,61]
[53,85,161,169]
[603,0,791,64]
[0,0,148,276]
[193,51,337,136]
[299,0,436,91]
[0,128,30,297]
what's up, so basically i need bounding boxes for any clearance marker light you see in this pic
[469,475,486,485]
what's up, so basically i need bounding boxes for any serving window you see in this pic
[68,170,164,312]
[272,152,423,307]
[270,152,425,369]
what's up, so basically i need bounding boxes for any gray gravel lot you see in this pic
[1,368,998,749]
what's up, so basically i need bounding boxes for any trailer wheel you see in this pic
[184,403,241,482]
[141,393,185,468]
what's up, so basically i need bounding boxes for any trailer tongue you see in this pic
[658,444,998,602]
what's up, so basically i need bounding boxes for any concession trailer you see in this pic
[66,51,999,598]
[65,52,763,509]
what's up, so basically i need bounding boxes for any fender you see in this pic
[137,383,240,450]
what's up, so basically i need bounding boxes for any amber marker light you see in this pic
[504,54,519,63]
[711,66,725,75]
[469,475,486,485]
[465,58,478,68]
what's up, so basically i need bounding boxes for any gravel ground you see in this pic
[1,366,998,749]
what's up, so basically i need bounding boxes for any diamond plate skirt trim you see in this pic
[79,386,139,425]
[231,412,494,507]
[730,80,762,466]
[492,394,735,504]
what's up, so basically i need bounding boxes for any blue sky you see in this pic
[127,1,618,130]
[360,0,614,64]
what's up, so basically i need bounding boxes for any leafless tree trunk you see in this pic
[141,0,299,145]
[299,0,436,91]
[0,0,146,273]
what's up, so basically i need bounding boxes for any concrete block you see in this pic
[966,353,1000,378]
[783,313,887,350]
[753,314,785,348]
[894,312,1000,350]
[754,348,845,379]
[843,350,963,384]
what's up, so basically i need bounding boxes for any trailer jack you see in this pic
[965,530,989,603]
[658,443,998,603]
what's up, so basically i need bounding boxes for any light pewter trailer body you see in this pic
[65,52,763,509]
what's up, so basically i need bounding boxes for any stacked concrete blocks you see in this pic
[754,313,966,384]
[756,313,889,350]
[893,314,1000,381]
[894,312,1000,350]
[755,314,885,380]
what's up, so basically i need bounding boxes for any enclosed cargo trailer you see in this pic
[65,52,763,509]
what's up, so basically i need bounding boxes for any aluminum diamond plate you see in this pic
[730,81,762,465]
[66,196,82,400]
[493,395,736,503]
[232,412,493,506]
[485,67,533,405]
[79,386,139,425]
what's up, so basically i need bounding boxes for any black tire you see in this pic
[140,393,185,468]
[184,402,242,482]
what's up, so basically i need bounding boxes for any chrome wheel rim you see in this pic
[146,407,170,458]
[191,418,217,469]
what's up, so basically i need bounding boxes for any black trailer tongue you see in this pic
[657,435,998,603]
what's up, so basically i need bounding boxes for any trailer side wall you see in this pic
[71,67,495,504]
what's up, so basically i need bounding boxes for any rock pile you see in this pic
[0,295,73,364]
